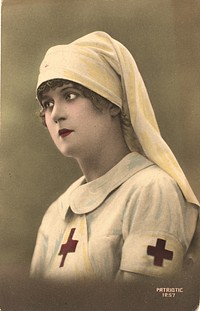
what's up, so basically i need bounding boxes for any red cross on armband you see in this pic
[58,228,79,268]
[147,238,173,267]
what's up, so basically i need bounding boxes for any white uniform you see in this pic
[30,152,198,281]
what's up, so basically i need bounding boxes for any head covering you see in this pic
[37,31,199,207]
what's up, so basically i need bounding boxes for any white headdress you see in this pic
[37,31,199,206]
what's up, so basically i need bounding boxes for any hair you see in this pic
[37,78,143,153]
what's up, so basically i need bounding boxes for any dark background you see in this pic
[1,0,200,310]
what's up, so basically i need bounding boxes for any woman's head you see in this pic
[36,31,156,154]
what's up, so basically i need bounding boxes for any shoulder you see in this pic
[123,163,181,198]
[121,164,189,236]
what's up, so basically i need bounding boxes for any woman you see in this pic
[30,31,199,282]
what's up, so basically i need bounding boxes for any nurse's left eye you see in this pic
[64,93,78,101]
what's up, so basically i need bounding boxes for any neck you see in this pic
[76,141,131,182]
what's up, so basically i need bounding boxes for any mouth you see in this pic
[58,128,74,138]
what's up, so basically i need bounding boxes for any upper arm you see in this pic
[119,169,198,279]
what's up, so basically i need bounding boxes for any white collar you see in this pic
[59,152,154,218]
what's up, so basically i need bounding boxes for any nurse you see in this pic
[30,31,199,282]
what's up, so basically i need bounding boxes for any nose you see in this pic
[51,101,67,123]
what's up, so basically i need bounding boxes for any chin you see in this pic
[57,144,85,159]
[59,147,77,158]
[60,150,73,158]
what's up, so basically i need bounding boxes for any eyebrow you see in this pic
[60,84,83,93]
[60,85,75,93]
[60,85,85,97]
[40,84,83,101]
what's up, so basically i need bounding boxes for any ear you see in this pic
[108,103,121,117]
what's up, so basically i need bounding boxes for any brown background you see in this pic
[1,0,200,310]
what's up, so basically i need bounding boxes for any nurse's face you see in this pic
[41,83,114,160]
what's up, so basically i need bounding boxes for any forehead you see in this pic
[37,80,81,99]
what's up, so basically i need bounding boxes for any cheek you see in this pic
[45,115,56,137]
[44,113,52,129]
[44,111,49,123]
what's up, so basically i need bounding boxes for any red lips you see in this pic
[58,129,73,137]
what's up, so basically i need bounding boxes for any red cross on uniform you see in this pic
[58,228,79,268]
[147,238,173,267]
